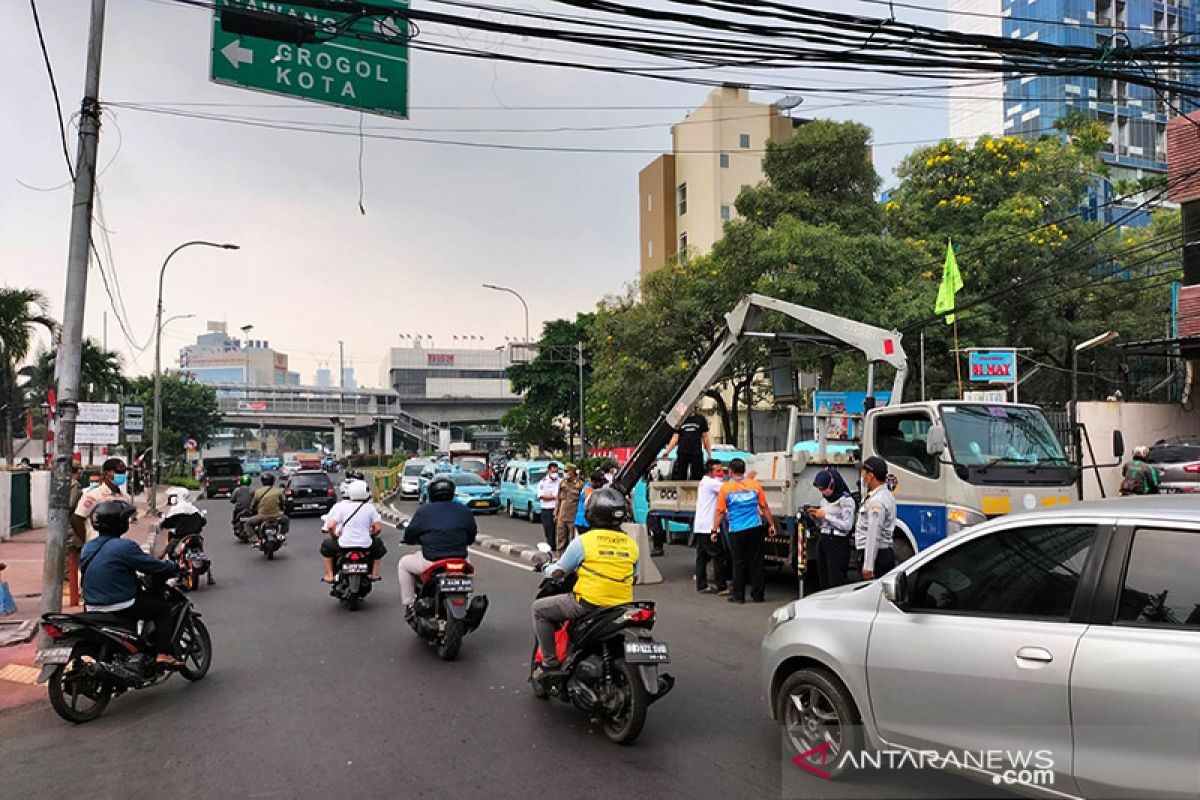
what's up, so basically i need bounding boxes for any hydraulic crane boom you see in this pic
[613,294,908,495]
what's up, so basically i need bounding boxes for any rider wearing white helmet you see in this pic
[321,479,385,582]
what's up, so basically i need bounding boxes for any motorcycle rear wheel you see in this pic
[437,616,464,661]
[178,618,213,681]
[602,659,649,745]
[47,646,112,724]
[186,570,199,592]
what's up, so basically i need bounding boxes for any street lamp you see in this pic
[1070,330,1118,499]
[482,283,530,345]
[241,324,254,396]
[151,240,238,515]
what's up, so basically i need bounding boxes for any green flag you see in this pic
[934,240,964,324]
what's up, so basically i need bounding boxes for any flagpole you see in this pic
[953,316,964,399]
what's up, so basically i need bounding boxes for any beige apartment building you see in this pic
[639,85,800,277]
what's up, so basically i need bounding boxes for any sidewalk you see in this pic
[0,487,173,715]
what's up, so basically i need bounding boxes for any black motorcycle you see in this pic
[37,574,212,723]
[172,532,212,591]
[255,517,287,560]
[231,508,251,543]
[330,548,374,610]
[406,557,488,661]
[528,554,675,745]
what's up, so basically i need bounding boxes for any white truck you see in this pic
[614,294,1104,576]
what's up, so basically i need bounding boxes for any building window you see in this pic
[739,134,751,149]
[677,183,687,215]
[646,194,653,212]
[720,205,731,221]
[678,233,688,255]
[647,240,653,259]
[720,153,730,168]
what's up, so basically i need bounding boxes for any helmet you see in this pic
[241,474,252,486]
[345,479,371,502]
[427,476,456,503]
[93,500,136,537]
[260,472,275,487]
[1133,446,1150,460]
[585,485,628,529]
[339,482,351,499]
[165,486,189,506]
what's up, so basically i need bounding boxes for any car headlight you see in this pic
[946,505,987,536]
[455,493,470,500]
[766,603,796,637]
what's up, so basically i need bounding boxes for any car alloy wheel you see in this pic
[777,668,862,779]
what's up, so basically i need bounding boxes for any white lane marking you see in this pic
[385,519,532,572]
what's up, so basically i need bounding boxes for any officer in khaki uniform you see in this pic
[553,464,584,553]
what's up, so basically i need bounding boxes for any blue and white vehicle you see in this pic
[419,471,500,513]
[498,459,556,523]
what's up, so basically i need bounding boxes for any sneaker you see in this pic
[650,548,664,557]
[533,664,565,683]
[697,586,716,594]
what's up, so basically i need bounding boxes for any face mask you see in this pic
[113,474,127,487]
[88,482,100,489]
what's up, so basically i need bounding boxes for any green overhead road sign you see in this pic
[210,0,409,118]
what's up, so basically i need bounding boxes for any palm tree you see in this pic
[0,288,56,462]
[23,339,128,441]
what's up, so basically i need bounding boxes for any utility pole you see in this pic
[43,0,107,638]
[576,341,586,462]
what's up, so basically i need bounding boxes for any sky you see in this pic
[1,0,950,386]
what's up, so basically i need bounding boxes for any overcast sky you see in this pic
[2,0,949,386]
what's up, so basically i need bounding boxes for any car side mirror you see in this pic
[1112,430,1125,460]
[926,425,946,456]
[881,571,911,609]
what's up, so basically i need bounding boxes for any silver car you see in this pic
[763,495,1200,799]
[1146,437,1200,494]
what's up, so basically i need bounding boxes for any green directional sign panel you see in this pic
[211,0,409,118]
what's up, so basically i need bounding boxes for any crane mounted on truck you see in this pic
[612,293,1088,577]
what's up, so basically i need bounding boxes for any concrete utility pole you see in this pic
[43,0,107,637]
[577,341,586,462]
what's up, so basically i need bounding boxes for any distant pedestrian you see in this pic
[1120,446,1160,496]
[692,459,728,594]
[714,458,774,604]
[664,408,711,481]
[809,468,856,590]
[854,456,897,581]
[554,464,584,552]
[537,462,562,552]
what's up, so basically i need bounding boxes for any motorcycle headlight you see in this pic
[766,603,796,637]
[946,505,987,536]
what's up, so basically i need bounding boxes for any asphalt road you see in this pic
[0,494,998,800]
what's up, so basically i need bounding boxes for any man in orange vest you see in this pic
[713,458,775,604]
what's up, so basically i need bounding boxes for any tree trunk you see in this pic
[743,371,756,452]
[819,355,835,391]
[728,384,742,447]
[705,389,734,443]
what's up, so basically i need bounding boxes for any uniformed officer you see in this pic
[73,458,129,542]
[854,456,897,581]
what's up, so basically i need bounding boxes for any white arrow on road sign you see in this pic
[221,39,254,69]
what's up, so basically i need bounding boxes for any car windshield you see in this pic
[451,473,487,487]
[291,474,330,488]
[941,405,1066,467]
[529,470,547,483]
[458,459,486,472]
[403,465,426,476]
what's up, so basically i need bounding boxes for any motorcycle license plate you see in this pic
[342,562,370,574]
[438,575,474,593]
[624,641,670,664]
[35,646,74,665]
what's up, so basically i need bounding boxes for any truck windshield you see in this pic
[941,405,1067,467]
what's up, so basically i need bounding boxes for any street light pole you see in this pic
[482,283,530,344]
[150,240,238,516]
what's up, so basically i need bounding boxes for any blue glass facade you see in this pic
[999,0,1199,223]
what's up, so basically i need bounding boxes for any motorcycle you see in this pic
[528,543,675,745]
[406,557,488,661]
[37,573,213,723]
[330,547,374,610]
[254,517,287,560]
[172,531,212,591]
[231,508,251,543]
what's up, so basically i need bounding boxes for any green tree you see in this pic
[129,374,222,458]
[24,338,129,405]
[0,288,56,461]
[502,314,594,453]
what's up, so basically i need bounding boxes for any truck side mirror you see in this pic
[926,425,946,456]
[1113,430,1125,460]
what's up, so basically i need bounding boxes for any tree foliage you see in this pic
[0,287,56,460]
[502,314,594,452]
[129,374,222,457]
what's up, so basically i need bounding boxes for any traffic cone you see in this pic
[0,564,16,616]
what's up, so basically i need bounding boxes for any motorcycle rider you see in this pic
[159,486,213,585]
[532,485,641,681]
[1121,446,1161,496]
[80,500,181,666]
[241,472,288,545]
[321,479,386,582]
[399,476,478,615]
[230,474,255,535]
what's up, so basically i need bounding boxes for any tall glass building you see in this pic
[948,0,1199,224]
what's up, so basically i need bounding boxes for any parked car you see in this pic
[1145,436,1200,493]
[284,470,336,516]
[201,457,242,498]
[399,458,431,500]
[497,459,555,522]
[419,471,500,513]
[762,495,1200,798]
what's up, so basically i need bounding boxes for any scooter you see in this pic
[406,557,488,661]
[254,517,287,560]
[172,531,212,591]
[329,548,375,610]
[37,573,213,723]
[528,543,674,745]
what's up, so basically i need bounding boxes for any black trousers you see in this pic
[648,515,666,551]
[853,546,896,580]
[694,534,728,591]
[114,594,175,655]
[816,533,852,591]
[320,537,387,560]
[540,509,557,550]
[728,526,766,601]
[670,452,705,480]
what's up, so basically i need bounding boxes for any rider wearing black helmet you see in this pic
[79,500,181,666]
[398,476,479,614]
[241,471,288,544]
[531,485,641,680]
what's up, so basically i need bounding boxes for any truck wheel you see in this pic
[892,532,915,565]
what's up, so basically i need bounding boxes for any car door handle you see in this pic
[1015,646,1054,664]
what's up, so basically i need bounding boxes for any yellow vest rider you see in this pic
[532,485,640,675]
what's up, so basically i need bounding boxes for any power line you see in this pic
[28,0,74,181]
